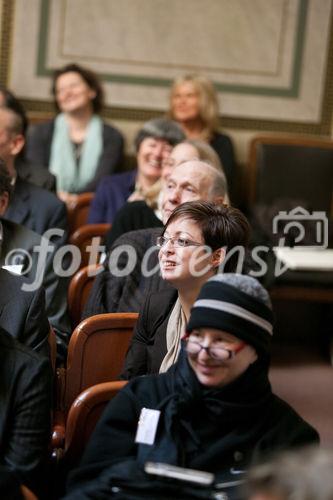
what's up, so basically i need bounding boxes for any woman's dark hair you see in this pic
[51,63,104,113]
[0,87,28,137]
[163,201,250,272]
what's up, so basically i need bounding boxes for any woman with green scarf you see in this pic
[26,63,124,203]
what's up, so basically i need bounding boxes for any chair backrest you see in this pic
[68,264,103,328]
[48,325,57,374]
[64,380,127,466]
[21,485,38,500]
[66,192,94,235]
[248,136,333,214]
[64,313,138,411]
[69,223,111,269]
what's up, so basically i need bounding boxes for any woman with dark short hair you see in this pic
[121,200,250,379]
[26,63,124,200]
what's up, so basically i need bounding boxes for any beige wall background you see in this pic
[1,0,332,167]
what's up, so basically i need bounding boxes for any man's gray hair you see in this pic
[208,167,228,199]
[171,159,229,201]
[213,273,272,309]
[134,118,185,151]
[246,446,332,500]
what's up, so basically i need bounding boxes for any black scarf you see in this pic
[70,350,317,500]
[137,346,274,470]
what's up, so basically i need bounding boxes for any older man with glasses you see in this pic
[83,159,229,319]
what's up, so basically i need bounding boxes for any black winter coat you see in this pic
[0,329,51,496]
[65,349,319,499]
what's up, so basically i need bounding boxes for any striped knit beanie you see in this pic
[187,274,274,355]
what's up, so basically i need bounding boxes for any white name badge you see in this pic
[135,407,161,445]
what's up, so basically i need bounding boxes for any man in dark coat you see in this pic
[0,104,68,242]
[64,275,318,499]
[0,268,50,358]
[0,86,57,191]
[0,166,71,363]
[0,326,51,497]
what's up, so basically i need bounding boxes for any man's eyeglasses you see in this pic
[185,337,246,361]
[156,236,203,248]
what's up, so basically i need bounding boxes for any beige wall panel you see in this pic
[49,0,294,85]
[10,0,52,98]
[8,0,332,126]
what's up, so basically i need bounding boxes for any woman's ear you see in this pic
[0,192,9,215]
[89,90,97,101]
[211,247,226,269]
[248,346,258,364]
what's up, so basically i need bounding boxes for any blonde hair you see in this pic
[169,74,220,140]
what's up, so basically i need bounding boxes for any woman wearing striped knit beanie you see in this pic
[65,274,319,500]
[185,273,275,386]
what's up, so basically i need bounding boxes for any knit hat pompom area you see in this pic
[186,274,274,355]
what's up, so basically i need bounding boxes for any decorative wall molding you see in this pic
[1,0,333,135]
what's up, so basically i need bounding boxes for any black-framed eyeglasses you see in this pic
[185,338,246,361]
[156,236,203,248]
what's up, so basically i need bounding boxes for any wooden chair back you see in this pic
[69,223,111,269]
[48,325,57,374]
[248,135,333,214]
[247,135,333,303]
[68,264,102,328]
[64,381,127,465]
[66,192,94,235]
[64,313,138,412]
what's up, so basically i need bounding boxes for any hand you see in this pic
[57,191,79,205]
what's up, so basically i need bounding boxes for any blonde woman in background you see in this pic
[168,74,236,189]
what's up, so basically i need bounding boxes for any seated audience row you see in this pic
[24,65,236,201]
[0,70,325,499]
[0,187,321,498]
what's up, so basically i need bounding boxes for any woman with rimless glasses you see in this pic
[65,274,318,499]
[121,200,250,379]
